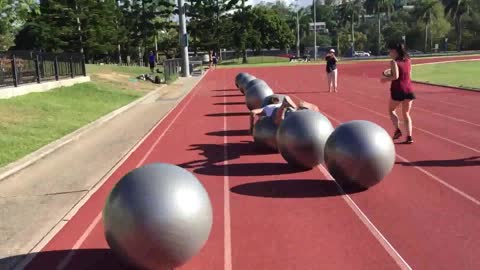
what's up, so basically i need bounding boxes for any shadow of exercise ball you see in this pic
[103,163,213,270]
[276,110,334,169]
[253,114,279,151]
[245,79,274,110]
[324,120,395,189]
[236,73,256,94]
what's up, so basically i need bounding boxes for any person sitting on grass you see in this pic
[249,96,282,134]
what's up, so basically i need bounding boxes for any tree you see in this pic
[415,0,440,52]
[442,0,474,50]
[364,0,395,54]
[336,0,364,55]
[0,0,39,49]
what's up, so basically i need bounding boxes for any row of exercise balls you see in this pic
[235,72,274,110]
[235,72,396,190]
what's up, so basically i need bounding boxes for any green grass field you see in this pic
[0,65,152,168]
[412,60,480,90]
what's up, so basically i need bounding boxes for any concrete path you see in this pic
[0,75,203,269]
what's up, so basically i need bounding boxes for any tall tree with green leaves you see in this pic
[364,0,395,54]
[336,0,364,54]
[442,0,474,50]
[0,0,39,49]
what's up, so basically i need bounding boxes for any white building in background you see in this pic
[309,22,328,33]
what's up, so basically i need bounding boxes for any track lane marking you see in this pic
[54,76,205,270]
[223,88,233,270]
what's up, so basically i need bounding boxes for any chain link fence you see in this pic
[0,50,86,88]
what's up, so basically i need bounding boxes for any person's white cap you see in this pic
[329,49,335,53]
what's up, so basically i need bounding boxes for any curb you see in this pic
[0,85,165,182]
[412,80,479,92]
[9,71,207,270]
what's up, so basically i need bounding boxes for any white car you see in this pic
[354,51,371,57]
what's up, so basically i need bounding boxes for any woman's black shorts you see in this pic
[391,90,416,101]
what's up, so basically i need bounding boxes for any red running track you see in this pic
[19,56,480,270]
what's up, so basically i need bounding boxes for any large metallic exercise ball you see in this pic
[245,79,274,110]
[236,73,256,94]
[103,163,213,270]
[261,94,286,107]
[276,110,334,169]
[253,115,279,151]
[324,120,395,189]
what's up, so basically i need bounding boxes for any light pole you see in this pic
[178,0,190,77]
[296,0,300,58]
[313,0,317,61]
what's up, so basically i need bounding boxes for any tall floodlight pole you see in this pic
[178,0,190,77]
[313,0,317,60]
[296,0,300,58]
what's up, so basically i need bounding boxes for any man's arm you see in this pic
[249,108,264,134]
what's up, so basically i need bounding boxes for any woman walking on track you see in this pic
[325,48,338,93]
[381,42,416,144]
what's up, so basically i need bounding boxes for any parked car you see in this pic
[353,51,371,57]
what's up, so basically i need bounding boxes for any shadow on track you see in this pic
[206,129,250,137]
[212,89,238,92]
[212,94,244,97]
[396,156,480,167]
[230,179,363,198]
[178,141,308,177]
[205,112,250,117]
[0,249,134,270]
[213,102,245,106]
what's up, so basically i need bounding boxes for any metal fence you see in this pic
[163,58,182,82]
[162,57,205,82]
[0,51,86,88]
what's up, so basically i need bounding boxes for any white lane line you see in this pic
[329,95,480,153]
[299,101,480,207]
[349,90,480,127]
[55,78,203,270]
[223,91,233,270]
[316,165,413,270]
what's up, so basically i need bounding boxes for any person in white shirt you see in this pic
[249,96,282,134]
[249,95,319,134]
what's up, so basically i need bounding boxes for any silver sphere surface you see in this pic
[276,110,334,169]
[236,73,256,94]
[103,163,213,270]
[324,120,396,189]
[253,115,279,151]
[245,79,274,110]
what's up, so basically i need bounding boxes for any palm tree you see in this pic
[336,0,364,55]
[364,0,394,55]
[415,0,438,52]
[442,0,473,51]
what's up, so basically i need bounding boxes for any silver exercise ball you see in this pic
[245,79,274,110]
[276,110,334,169]
[261,94,286,107]
[253,115,279,151]
[237,73,256,94]
[324,120,396,189]
[103,163,213,270]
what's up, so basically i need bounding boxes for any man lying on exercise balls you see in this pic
[249,95,319,134]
